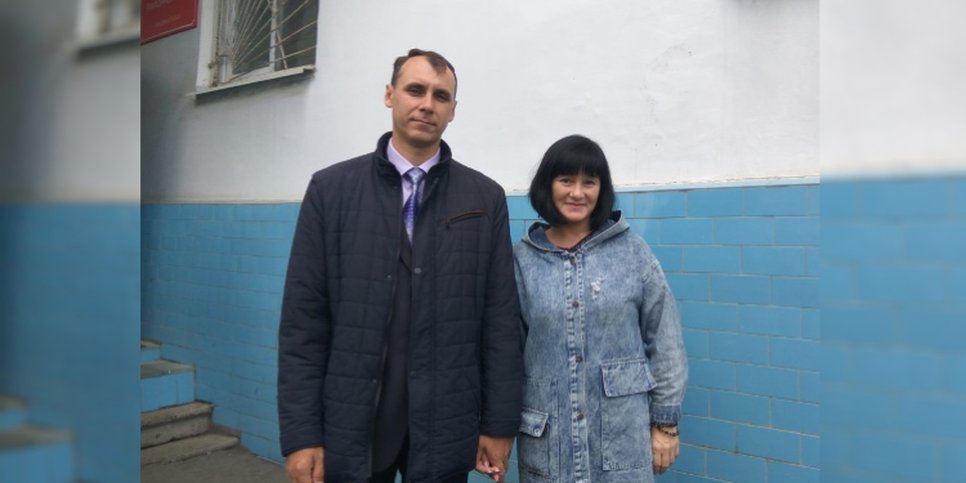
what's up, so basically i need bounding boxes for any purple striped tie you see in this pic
[403,168,425,242]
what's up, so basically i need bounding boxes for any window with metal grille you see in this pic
[211,0,317,86]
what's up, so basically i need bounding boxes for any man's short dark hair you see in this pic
[529,134,616,230]
[391,48,458,95]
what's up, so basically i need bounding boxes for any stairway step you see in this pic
[141,360,195,412]
[0,424,71,450]
[0,425,74,483]
[0,395,26,431]
[140,433,239,465]
[141,401,213,428]
[140,359,193,378]
[141,402,213,449]
[141,340,161,363]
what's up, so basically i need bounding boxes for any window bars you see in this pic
[214,0,318,85]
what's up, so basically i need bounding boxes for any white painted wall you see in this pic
[821,0,966,175]
[142,0,818,202]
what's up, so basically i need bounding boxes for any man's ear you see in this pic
[384,84,394,108]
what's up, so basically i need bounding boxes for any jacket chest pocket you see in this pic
[600,358,655,471]
[518,377,558,481]
[437,209,487,257]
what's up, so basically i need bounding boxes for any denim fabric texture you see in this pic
[513,212,688,483]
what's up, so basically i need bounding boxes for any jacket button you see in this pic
[570,258,576,266]
[571,300,579,308]
[414,267,422,275]
[576,412,584,421]
[575,355,583,363]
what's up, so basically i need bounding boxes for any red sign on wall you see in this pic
[141,0,199,44]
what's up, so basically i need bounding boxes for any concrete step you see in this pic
[141,433,239,465]
[141,360,195,412]
[141,401,213,449]
[0,395,26,431]
[141,339,162,363]
[0,425,74,483]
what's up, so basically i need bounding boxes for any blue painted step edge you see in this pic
[0,425,74,483]
[0,396,26,432]
[141,340,162,363]
[141,360,195,413]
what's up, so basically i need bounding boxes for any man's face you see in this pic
[384,56,457,153]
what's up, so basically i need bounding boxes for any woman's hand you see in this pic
[651,425,679,475]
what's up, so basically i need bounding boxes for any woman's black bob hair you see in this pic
[529,134,615,230]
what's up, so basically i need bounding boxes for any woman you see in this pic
[514,135,687,482]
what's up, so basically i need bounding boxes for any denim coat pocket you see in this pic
[518,377,557,480]
[600,358,656,471]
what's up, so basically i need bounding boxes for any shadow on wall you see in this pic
[0,14,50,201]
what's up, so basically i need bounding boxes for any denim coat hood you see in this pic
[513,211,687,483]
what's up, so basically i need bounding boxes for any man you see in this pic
[278,48,523,483]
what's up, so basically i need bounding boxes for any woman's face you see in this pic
[551,171,600,229]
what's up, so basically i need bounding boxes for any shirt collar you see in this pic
[387,137,441,176]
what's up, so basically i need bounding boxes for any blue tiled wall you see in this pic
[141,203,299,463]
[0,204,140,483]
[142,183,820,481]
[821,177,966,483]
[611,183,819,483]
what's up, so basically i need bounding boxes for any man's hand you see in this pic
[475,435,514,482]
[286,446,325,483]
[651,426,679,475]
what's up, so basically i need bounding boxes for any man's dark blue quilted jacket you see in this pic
[278,133,523,482]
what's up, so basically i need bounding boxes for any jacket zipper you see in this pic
[368,184,404,475]
[367,174,441,475]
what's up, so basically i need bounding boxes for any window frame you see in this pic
[194,0,316,95]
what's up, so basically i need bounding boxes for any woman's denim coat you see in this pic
[513,212,687,483]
